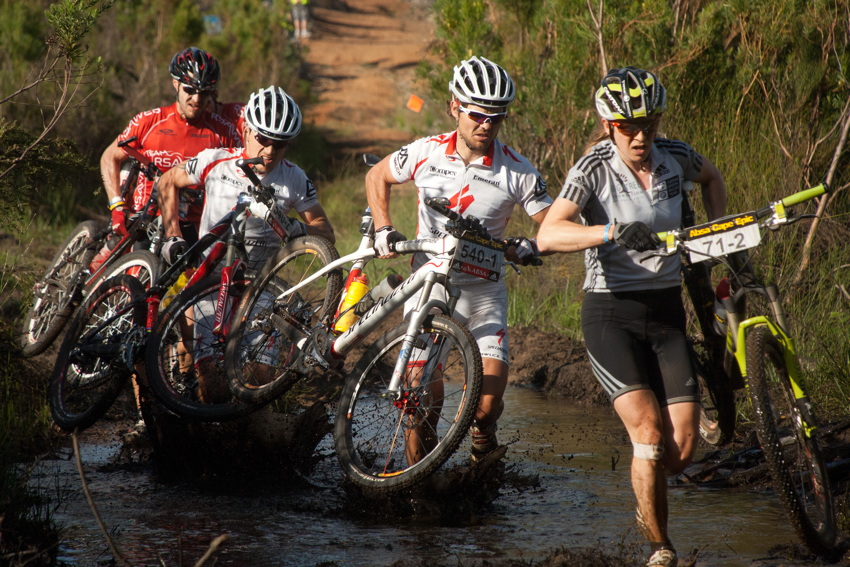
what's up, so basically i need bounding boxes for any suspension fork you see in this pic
[385,273,461,397]
[734,315,818,435]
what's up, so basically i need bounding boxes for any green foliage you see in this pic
[0,119,100,230]
[427,0,850,415]
[45,0,115,59]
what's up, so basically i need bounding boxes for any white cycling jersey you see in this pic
[559,137,701,292]
[388,131,552,285]
[389,131,551,364]
[184,147,318,270]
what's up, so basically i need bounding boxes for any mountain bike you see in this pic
[224,194,513,492]
[49,157,301,431]
[20,137,163,357]
[651,183,837,558]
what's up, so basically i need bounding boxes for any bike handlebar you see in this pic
[118,136,162,180]
[656,182,828,243]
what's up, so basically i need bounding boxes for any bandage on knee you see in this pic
[632,441,664,461]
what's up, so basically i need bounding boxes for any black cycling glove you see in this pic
[612,222,661,252]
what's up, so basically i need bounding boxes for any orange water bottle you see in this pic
[333,270,370,333]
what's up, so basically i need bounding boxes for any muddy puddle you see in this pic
[31,386,807,566]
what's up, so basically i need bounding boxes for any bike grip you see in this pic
[236,158,264,185]
[781,184,827,207]
[424,197,461,221]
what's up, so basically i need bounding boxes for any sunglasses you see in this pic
[609,118,660,136]
[181,85,215,98]
[458,106,507,125]
[254,132,288,150]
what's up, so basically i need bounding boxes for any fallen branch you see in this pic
[72,431,133,567]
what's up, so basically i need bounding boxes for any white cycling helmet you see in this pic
[449,56,516,109]
[595,67,666,121]
[244,86,302,141]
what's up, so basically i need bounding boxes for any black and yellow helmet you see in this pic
[594,67,666,121]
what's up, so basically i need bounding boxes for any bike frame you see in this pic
[661,184,827,438]
[259,197,518,398]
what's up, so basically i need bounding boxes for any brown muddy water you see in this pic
[31,386,805,566]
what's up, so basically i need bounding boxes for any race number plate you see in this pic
[685,213,761,263]
[451,232,505,282]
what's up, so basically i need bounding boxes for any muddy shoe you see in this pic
[469,421,498,462]
[646,548,677,567]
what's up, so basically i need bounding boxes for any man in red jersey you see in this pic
[99,47,239,245]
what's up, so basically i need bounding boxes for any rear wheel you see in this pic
[226,236,343,404]
[145,276,257,421]
[747,326,837,557]
[21,220,103,357]
[681,264,736,446]
[49,275,146,432]
[334,315,483,493]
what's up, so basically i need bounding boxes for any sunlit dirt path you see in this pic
[298,0,434,156]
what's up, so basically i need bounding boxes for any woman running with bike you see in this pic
[536,67,727,567]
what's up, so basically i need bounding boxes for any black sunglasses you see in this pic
[182,85,215,98]
[254,132,288,150]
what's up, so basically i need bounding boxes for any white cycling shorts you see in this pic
[404,279,509,365]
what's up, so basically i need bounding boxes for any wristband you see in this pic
[376,225,394,233]
[108,199,126,211]
[603,223,612,244]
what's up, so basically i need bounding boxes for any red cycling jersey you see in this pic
[119,102,239,222]
[213,101,246,143]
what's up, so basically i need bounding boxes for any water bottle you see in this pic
[354,273,403,316]
[89,235,121,273]
[161,268,195,310]
[333,273,370,333]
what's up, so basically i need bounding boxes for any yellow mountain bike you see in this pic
[654,183,837,558]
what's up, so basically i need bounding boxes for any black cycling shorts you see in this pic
[581,287,698,406]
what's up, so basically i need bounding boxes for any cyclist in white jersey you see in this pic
[157,85,335,402]
[158,85,334,268]
[537,67,727,567]
[366,56,552,463]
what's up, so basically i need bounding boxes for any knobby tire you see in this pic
[746,326,837,558]
[49,275,146,432]
[681,268,737,446]
[226,236,342,405]
[91,249,160,292]
[335,315,483,493]
[145,276,256,421]
[21,220,102,357]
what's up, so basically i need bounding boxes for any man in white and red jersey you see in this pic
[157,85,334,402]
[365,56,552,462]
[99,47,239,244]
[158,85,334,268]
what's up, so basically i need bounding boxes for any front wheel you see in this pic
[746,326,837,557]
[49,275,146,432]
[21,220,103,357]
[226,236,343,405]
[334,315,483,493]
[145,276,257,421]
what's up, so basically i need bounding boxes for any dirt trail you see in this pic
[299,0,434,156]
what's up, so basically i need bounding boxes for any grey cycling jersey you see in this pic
[559,138,702,292]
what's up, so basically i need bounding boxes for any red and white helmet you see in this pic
[449,56,516,109]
